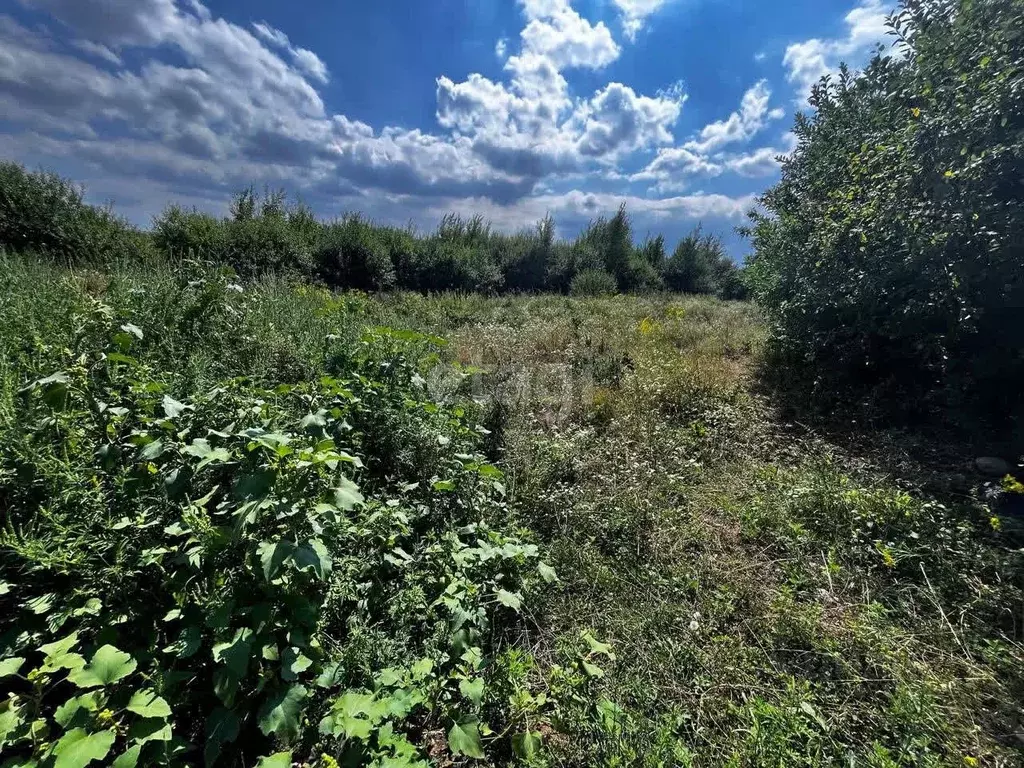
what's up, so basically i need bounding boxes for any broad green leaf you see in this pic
[212,628,253,678]
[235,470,275,501]
[258,540,297,581]
[256,752,292,768]
[184,439,232,469]
[410,658,433,681]
[380,688,423,720]
[448,717,485,759]
[537,562,558,583]
[0,696,25,746]
[72,598,102,617]
[495,589,522,611]
[581,630,615,659]
[332,477,364,510]
[258,684,307,743]
[512,731,543,759]
[281,648,313,682]
[581,659,604,678]
[39,652,86,675]
[126,717,172,743]
[459,678,484,708]
[68,645,137,688]
[54,692,102,728]
[319,691,385,741]
[299,412,327,430]
[52,727,116,768]
[204,707,240,767]
[292,539,331,580]
[315,661,344,689]
[126,690,172,719]
[110,744,142,768]
[162,395,188,419]
[0,658,24,679]
[139,440,165,461]
[40,631,79,658]
[596,698,624,733]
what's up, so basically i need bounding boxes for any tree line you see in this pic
[0,162,745,298]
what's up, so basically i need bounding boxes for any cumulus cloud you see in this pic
[683,80,784,154]
[0,0,756,240]
[630,80,786,192]
[574,83,683,158]
[252,21,329,83]
[722,147,783,178]
[612,0,671,41]
[784,0,893,101]
[16,0,179,46]
[517,0,619,70]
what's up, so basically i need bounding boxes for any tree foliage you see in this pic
[745,0,1024,423]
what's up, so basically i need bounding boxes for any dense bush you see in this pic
[0,263,582,766]
[570,269,618,296]
[315,215,397,290]
[745,0,1024,424]
[0,162,150,266]
[663,226,744,298]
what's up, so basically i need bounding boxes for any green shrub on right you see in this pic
[745,0,1024,423]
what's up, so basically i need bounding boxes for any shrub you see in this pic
[152,205,228,259]
[499,218,553,293]
[570,269,618,296]
[0,274,563,766]
[626,255,666,293]
[315,216,397,291]
[0,162,147,266]
[745,0,1024,425]
[663,227,721,295]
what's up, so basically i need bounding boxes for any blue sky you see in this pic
[0,0,896,257]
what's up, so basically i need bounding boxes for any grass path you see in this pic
[423,295,1024,766]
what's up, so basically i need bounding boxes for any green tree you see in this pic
[745,0,1024,425]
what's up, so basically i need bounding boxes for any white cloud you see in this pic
[16,0,179,45]
[784,0,893,101]
[252,21,329,83]
[632,146,722,181]
[72,39,123,65]
[495,37,508,59]
[684,80,783,154]
[436,0,683,178]
[612,0,671,41]
[573,82,684,158]
[292,48,329,84]
[434,188,755,232]
[722,147,783,178]
[1,0,759,242]
[629,80,787,192]
[518,0,619,70]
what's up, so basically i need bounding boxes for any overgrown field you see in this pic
[2,254,1022,767]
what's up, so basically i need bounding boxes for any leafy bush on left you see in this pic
[0,285,561,765]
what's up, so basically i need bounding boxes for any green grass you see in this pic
[1,254,1022,766]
